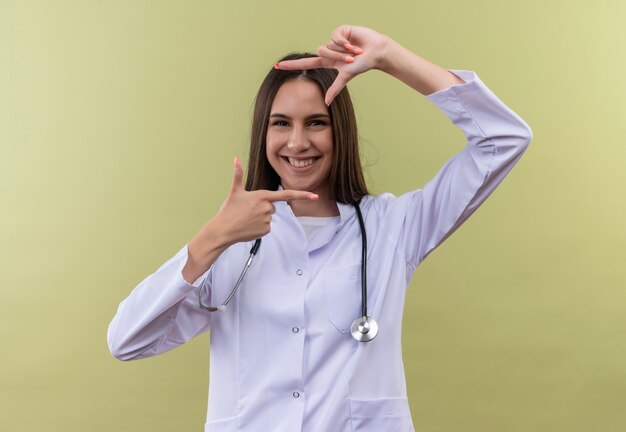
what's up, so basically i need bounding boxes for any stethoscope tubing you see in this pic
[353,201,368,318]
[198,239,261,312]
[198,200,378,342]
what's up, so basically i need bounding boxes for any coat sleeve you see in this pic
[107,244,212,361]
[376,70,533,270]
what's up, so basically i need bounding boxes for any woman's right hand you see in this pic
[183,157,318,284]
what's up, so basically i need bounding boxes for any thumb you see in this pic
[230,156,245,193]
[325,72,351,106]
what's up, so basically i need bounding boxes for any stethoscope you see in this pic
[198,201,378,342]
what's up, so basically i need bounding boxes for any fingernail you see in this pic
[354,47,363,54]
[311,194,319,200]
[274,62,280,69]
[345,56,355,63]
[344,42,353,49]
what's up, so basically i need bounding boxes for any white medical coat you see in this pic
[108,70,532,432]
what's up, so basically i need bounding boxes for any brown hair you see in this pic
[245,52,369,204]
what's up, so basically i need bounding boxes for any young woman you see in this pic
[108,25,532,432]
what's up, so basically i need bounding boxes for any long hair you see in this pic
[245,52,368,204]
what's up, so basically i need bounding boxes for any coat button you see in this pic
[292,327,299,333]
[296,269,303,276]
[293,391,300,398]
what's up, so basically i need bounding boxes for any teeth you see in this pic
[288,157,316,168]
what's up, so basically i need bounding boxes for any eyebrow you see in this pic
[269,113,330,120]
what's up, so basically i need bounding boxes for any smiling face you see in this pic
[265,78,334,197]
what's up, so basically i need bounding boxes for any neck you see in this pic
[288,192,339,217]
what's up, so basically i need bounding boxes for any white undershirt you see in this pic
[296,216,340,242]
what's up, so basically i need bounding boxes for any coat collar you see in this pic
[273,187,362,253]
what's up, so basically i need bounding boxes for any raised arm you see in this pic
[108,158,319,360]
[278,25,532,270]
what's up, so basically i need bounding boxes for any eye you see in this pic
[271,120,289,126]
[309,120,328,126]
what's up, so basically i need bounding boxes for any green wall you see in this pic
[2,1,625,431]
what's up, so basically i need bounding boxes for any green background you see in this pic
[2,1,625,431]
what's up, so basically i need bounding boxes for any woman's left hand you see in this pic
[275,25,391,105]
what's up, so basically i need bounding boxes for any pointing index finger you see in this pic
[261,190,319,203]
[275,57,324,71]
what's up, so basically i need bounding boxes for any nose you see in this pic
[287,125,310,151]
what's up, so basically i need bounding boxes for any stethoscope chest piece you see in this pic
[351,316,378,342]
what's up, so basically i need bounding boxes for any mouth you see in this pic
[282,156,320,168]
